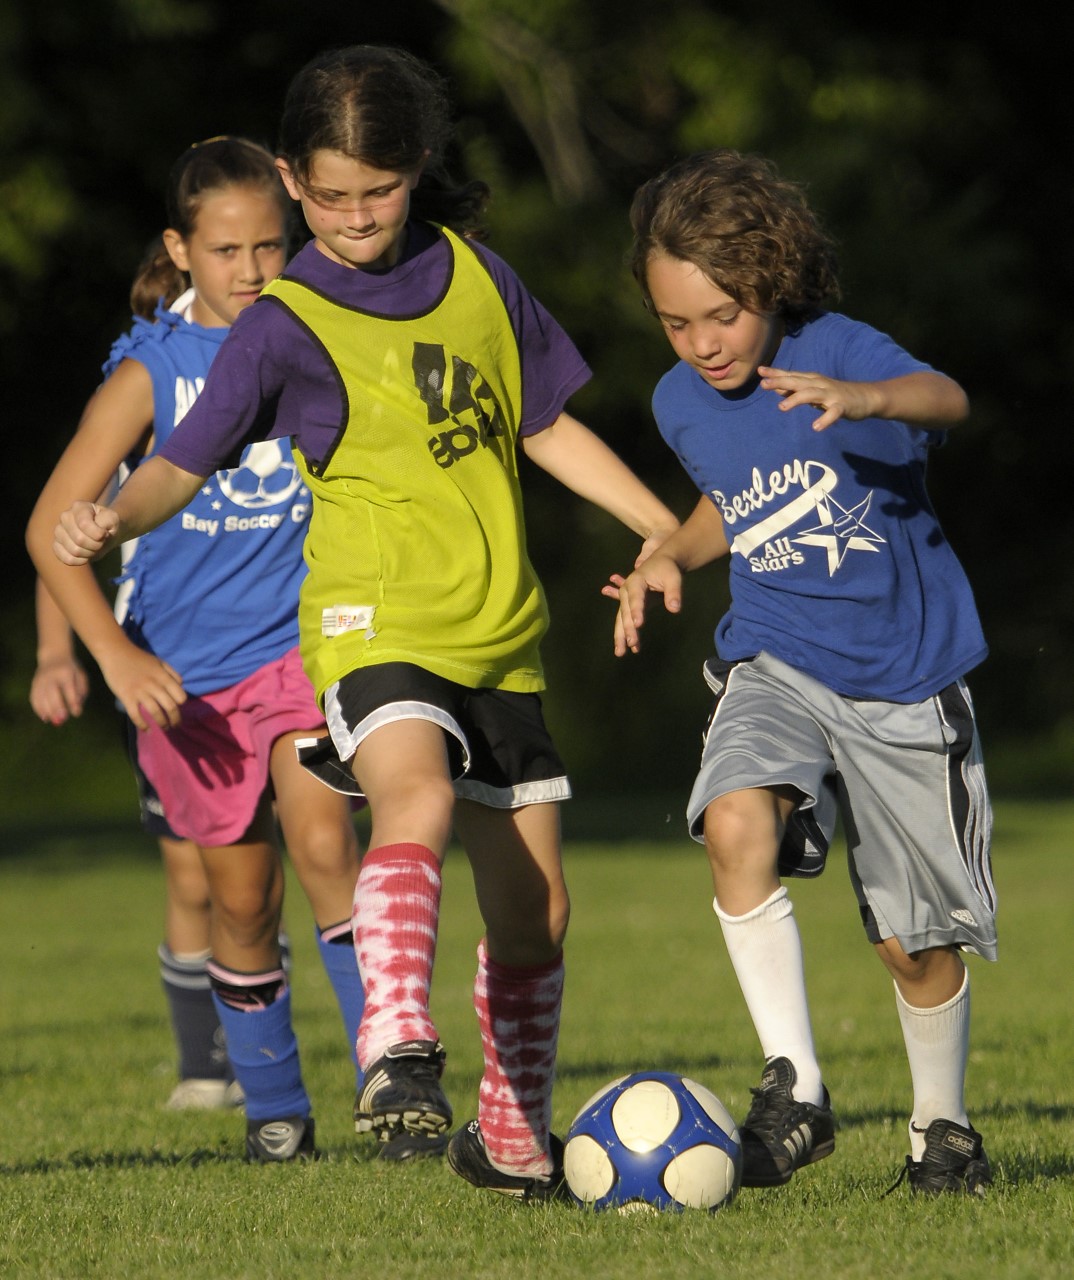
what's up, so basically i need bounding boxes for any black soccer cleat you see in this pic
[447,1119,568,1203]
[738,1056,836,1187]
[354,1039,453,1147]
[245,1114,317,1163]
[895,1118,992,1196]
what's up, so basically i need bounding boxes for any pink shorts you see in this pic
[136,646,325,848]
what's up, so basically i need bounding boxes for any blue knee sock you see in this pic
[316,921,365,1087]
[211,985,310,1122]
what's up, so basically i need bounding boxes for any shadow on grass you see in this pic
[993,1150,1074,1184]
[0,1148,236,1175]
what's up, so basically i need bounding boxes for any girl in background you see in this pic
[31,579,242,1111]
[29,137,367,1162]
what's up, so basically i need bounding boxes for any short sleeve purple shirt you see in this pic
[160,222,590,477]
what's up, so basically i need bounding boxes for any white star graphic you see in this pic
[793,491,885,575]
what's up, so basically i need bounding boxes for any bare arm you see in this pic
[757,367,969,433]
[521,412,679,562]
[30,579,89,725]
[26,362,203,728]
[612,495,730,656]
[52,454,206,562]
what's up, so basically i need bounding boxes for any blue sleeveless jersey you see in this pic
[652,312,987,701]
[107,293,309,694]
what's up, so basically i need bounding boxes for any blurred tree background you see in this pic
[2,0,1070,824]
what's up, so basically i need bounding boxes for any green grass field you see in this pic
[1,799,1071,1278]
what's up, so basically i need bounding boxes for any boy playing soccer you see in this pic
[612,148,996,1195]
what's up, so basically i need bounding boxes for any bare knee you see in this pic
[704,789,789,913]
[285,808,359,881]
[368,772,456,852]
[875,938,965,1005]
[160,839,211,914]
[212,879,283,951]
[487,887,569,967]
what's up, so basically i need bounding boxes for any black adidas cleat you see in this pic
[447,1119,568,1203]
[245,1114,317,1162]
[894,1119,992,1196]
[355,1039,452,1147]
[739,1057,835,1187]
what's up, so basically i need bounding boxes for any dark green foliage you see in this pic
[5,1,1070,798]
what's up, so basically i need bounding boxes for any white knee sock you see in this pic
[895,970,970,1160]
[714,886,824,1105]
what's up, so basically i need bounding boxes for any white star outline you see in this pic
[793,490,886,576]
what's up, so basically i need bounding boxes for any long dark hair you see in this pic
[277,45,490,237]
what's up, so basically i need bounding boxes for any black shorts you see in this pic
[123,716,180,840]
[296,662,570,810]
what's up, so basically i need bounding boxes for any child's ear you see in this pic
[162,228,189,272]
[409,149,432,190]
[275,159,302,202]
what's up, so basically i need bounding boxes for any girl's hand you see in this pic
[97,643,187,731]
[758,366,876,431]
[53,501,121,565]
[29,654,89,725]
[608,554,684,657]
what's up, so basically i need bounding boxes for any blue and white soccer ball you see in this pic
[563,1072,742,1212]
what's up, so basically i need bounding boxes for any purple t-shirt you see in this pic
[161,222,590,477]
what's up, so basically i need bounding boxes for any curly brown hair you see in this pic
[629,149,840,325]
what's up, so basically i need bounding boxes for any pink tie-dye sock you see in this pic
[353,843,441,1068]
[474,940,564,1176]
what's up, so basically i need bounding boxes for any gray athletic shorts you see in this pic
[295,661,571,810]
[687,650,997,960]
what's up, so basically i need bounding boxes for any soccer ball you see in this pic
[563,1072,741,1212]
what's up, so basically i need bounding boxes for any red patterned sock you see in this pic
[353,843,441,1069]
[474,940,564,1177]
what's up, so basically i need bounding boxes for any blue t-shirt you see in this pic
[653,311,986,700]
[108,292,310,694]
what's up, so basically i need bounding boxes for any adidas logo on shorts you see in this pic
[949,908,978,926]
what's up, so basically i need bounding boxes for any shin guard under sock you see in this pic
[352,843,441,1069]
[208,962,309,1122]
[159,944,229,1081]
[896,969,971,1159]
[714,886,824,1105]
[474,941,564,1177]
[316,920,365,1086]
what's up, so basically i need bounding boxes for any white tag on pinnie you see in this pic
[322,605,376,637]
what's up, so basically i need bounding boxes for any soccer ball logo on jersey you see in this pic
[179,441,308,538]
[216,440,304,510]
[712,458,886,576]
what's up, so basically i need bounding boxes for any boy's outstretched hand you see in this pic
[603,554,684,657]
[758,366,870,431]
[758,366,968,432]
[54,501,121,565]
